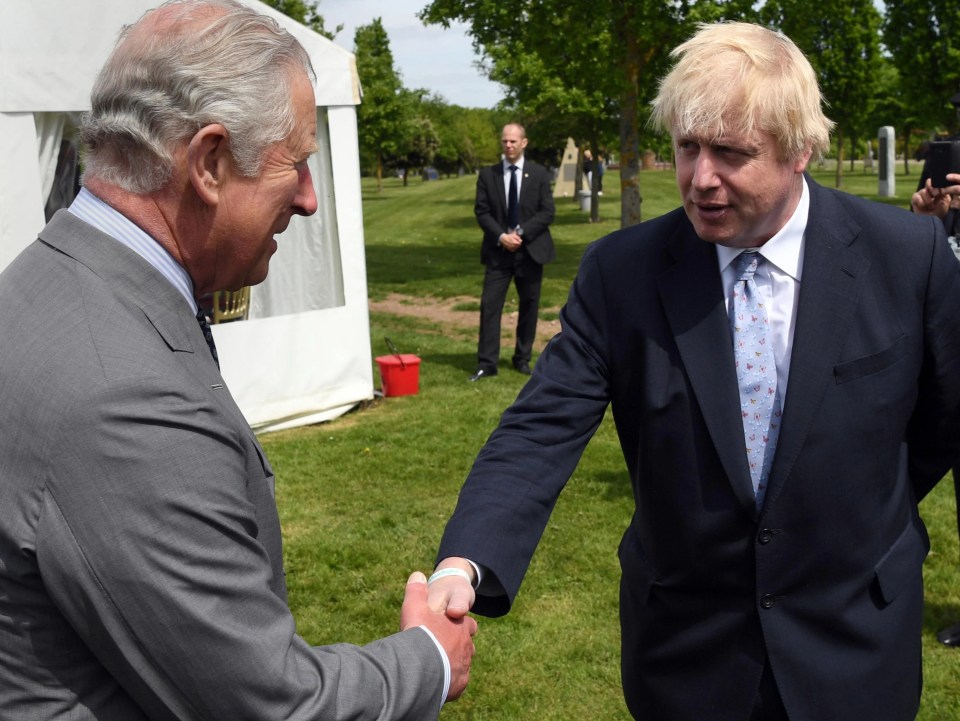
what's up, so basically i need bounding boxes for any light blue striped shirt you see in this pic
[67,188,197,312]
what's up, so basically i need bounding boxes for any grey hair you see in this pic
[80,0,315,194]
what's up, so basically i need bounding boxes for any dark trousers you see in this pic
[477,258,543,371]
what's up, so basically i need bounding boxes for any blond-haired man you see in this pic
[429,22,960,721]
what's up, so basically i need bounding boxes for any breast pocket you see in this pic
[834,334,907,385]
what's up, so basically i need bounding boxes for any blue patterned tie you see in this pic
[196,308,220,369]
[730,251,780,508]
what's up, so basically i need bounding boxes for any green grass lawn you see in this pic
[264,164,960,719]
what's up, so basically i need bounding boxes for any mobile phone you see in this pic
[924,140,960,188]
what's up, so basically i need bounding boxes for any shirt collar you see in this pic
[67,188,197,311]
[503,156,525,172]
[716,175,808,281]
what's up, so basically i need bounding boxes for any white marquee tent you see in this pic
[0,0,375,432]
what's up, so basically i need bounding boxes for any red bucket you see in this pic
[375,354,421,397]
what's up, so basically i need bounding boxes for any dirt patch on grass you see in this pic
[368,293,561,349]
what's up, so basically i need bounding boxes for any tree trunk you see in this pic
[574,140,585,206]
[834,124,844,188]
[902,128,911,175]
[617,8,642,228]
[376,152,384,193]
[849,132,857,172]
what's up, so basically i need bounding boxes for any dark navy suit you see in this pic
[441,178,960,720]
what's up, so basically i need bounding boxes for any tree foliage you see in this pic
[762,0,881,188]
[418,96,505,175]
[420,0,757,227]
[258,0,340,39]
[270,1,960,208]
[354,19,412,191]
[883,0,960,136]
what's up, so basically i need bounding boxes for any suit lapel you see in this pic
[761,181,866,514]
[37,212,234,399]
[40,212,262,437]
[517,163,534,208]
[39,211,195,350]
[491,163,508,221]
[659,224,759,518]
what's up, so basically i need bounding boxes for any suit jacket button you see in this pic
[760,594,775,609]
[758,529,773,544]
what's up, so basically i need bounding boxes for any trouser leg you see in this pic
[512,263,543,367]
[477,266,513,371]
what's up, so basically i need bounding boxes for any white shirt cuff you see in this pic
[418,625,451,706]
[465,559,483,587]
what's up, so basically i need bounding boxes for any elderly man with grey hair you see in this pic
[0,1,475,720]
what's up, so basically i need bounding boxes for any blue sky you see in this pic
[322,0,505,109]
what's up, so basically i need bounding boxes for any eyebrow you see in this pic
[300,135,320,158]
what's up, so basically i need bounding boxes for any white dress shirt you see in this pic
[502,157,525,206]
[716,177,809,405]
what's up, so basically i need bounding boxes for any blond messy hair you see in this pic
[650,22,833,162]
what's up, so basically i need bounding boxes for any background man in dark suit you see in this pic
[429,21,960,721]
[470,123,555,381]
[0,2,475,719]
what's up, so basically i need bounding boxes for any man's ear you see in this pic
[187,124,230,206]
[793,145,814,174]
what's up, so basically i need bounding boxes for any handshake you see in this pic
[399,559,479,701]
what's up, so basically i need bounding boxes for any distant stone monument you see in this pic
[864,140,874,173]
[554,138,579,198]
[878,126,895,197]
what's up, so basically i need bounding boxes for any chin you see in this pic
[245,263,272,287]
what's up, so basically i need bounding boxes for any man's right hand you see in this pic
[400,572,477,701]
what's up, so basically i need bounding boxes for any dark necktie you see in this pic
[507,164,519,230]
[730,251,780,509]
[196,308,220,369]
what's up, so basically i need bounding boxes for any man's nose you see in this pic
[692,152,720,190]
[294,164,318,216]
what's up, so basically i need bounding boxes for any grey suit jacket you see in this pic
[0,211,444,720]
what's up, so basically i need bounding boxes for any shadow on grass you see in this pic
[365,245,476,285]
[591,469,634,501]
[923,598,960,633]
[425,351,487,374]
